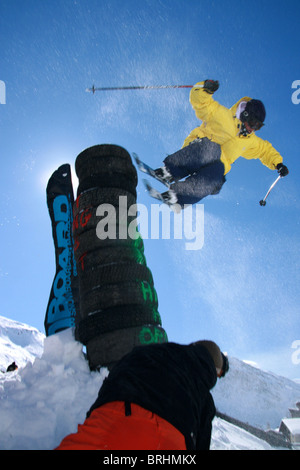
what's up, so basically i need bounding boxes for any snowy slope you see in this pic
[0,315,299,450]
[0,315,45,371]
[212,356,300,430]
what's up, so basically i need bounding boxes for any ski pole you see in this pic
[259,175,282,206]
[86,84,203,93]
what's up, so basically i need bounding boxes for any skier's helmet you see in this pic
[240,99,266,131]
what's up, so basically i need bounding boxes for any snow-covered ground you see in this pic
[0,315,44,370]
[212,356,300,431]
[0,315,299,450]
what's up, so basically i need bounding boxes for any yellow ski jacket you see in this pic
[182,81,283,175]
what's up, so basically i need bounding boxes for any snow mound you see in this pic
[0,326,106,450]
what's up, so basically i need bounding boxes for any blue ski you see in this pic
[132,152,170,187]
[142,179,166,203]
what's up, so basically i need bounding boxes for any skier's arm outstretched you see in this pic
[188,80,224,123]
[186,79,289,177]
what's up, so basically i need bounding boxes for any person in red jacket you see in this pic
[56,340,229,450]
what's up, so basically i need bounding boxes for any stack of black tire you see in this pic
[73,144,168,370]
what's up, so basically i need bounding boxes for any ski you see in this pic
[143,179,166,203]
[132,152,170,187]
[142,179,182,213]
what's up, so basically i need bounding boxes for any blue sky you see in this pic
[0,0,299,379]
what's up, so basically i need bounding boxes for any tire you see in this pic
[76,304,162,345]
[73,227,144,261]
[72,205,138,237]
[75,144,132,175]
[76,156,137,182]
[86,325,168,369]
[73,187,136,217]
[79,263,154,293]
[80,280,158,316]
[77,174,137,198]
[76,245,146,273]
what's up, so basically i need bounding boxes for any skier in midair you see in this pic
[152,80,289,208]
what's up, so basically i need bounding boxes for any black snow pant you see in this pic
[164,138,226,206]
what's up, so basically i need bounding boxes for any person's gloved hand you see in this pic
[203,79,219,94]
[277,163,289,177]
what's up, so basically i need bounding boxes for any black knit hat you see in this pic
[244,99,266,123]
[193,340,229,377]
[195,340,223,369]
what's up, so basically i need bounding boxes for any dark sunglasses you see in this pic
[241,110,264,131]
[247,119,264,131]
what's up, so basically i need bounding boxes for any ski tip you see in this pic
[132,152,140,164]
[142,178,151,189]
[143,178,158,195]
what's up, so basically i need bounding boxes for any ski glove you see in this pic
[277,163,289,177]
[203,79,219,95]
